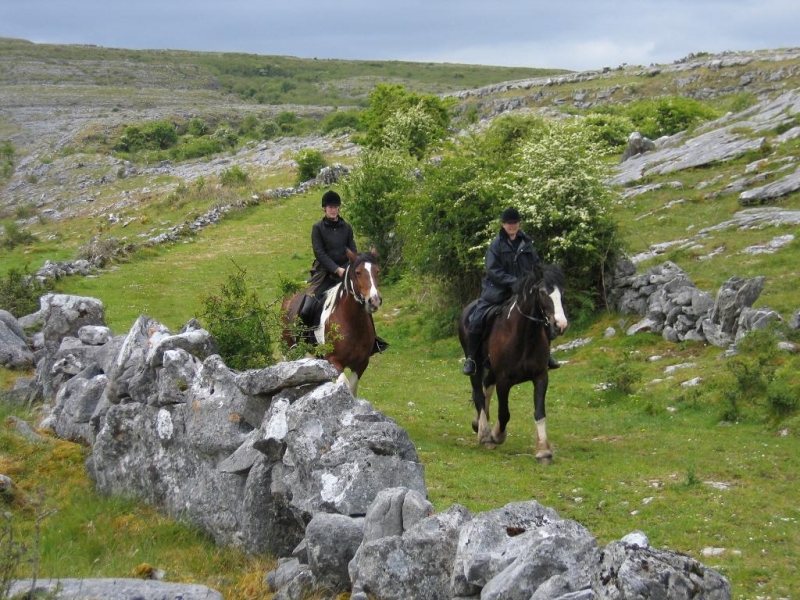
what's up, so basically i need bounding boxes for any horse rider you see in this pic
[298,190,387,354]
[462,206,560,375]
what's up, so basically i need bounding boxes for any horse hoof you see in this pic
[481,441,497,450]
[536,455,553,464]
[471,419,479,433]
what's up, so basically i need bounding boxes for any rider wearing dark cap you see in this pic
[462,206,560,375]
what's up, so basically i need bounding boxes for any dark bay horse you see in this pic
[282,248,382,394]
[458,264,568,462]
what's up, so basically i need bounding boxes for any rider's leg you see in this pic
[369,314,389,356]
[463,313,484,376]
[298,294,319,328]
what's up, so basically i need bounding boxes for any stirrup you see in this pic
[548,355,561,369]
[462,357,477,375]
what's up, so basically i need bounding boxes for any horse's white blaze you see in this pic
[549,287,568,333]
[363,261,381,308]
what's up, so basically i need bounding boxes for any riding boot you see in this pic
[371,335,389,356]
[298,295,319,329]
[548,354,561,369]
[463,329,483,375]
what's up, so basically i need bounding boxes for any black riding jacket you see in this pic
[480,228,541,304]
[311,216,357,275]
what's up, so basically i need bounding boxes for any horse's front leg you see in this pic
[337,370,360,395]
[533,373,553,463]
[470,374,495,449]
[491,383,510,446]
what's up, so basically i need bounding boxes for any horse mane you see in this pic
[513,263,565,307]
[350,252,377,268]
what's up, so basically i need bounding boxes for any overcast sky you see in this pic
[3,1,798,72]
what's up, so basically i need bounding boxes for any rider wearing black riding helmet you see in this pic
[299,189,387,354]
[462,206,560,375]
[308,190,356,296]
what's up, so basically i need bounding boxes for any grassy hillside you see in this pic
[1,41,799,599]
[0,37,569,106]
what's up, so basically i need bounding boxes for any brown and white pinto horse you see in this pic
[458,264,568,462]
[282,248,382,394]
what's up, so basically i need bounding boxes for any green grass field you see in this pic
[2,171,795,597]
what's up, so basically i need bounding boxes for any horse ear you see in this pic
[369,245,378,258]
[347,247,357,262]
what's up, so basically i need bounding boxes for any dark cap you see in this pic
[321,190,341,207]
[501,207,521,223]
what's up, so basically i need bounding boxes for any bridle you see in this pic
[341,260,370,306]
[509,280,553,326]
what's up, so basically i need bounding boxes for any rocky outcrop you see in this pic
[6,294,730,599]
[0,308,35,369]
[266,488,729,600]
[609,260,788,348]
[18,296,425,560]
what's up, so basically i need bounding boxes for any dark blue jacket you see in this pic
[480,228,541,304]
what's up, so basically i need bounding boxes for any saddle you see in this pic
[468,303,502,341]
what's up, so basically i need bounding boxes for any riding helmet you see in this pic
[501,207,521,223]
[321,190,342,207]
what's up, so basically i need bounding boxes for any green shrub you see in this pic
[321,109,362,134]
[1,221,38,250]
[359,83,454,154]
[220,165,249,187]
[606,358,643,395]
[171,137,224,161]
[237,114,261,137]
[622,97,719,138]
[293,148,327,184]
[115,120,178,152]
[582,113,636,154]
[260,121,280,139]
[211,126,238,148]
[0,267,55,318]
[380,101,443,160]
[200,263,276,370]
[767,367,800,420]
[1,140,14,180]
[186,118,209,137]
[507,119,621,310]
[719,327,782,422]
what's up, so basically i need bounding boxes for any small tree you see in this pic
[359,84,453,154]
[381,102,442,160]
[340,148,418,278]
[508,118,620,319]
[293,149,327,184]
